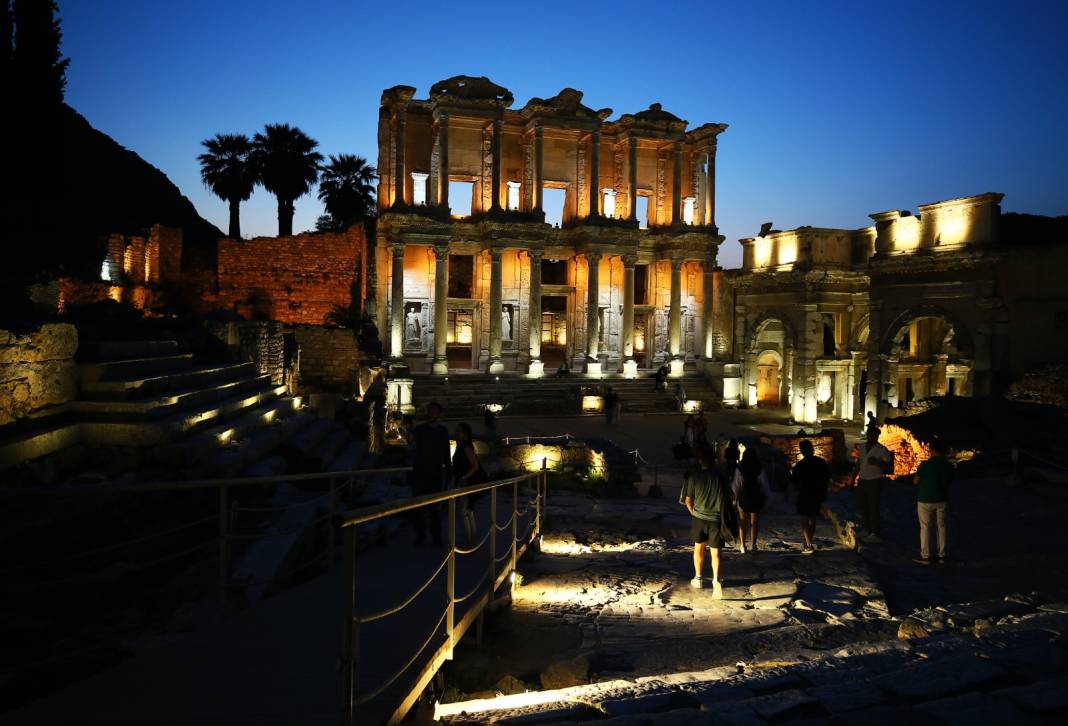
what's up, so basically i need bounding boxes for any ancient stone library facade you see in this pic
[374,76,1068,424]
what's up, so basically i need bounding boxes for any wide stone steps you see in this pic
[72,374,274,418]
[78,352,194,385]
[80,361,257,400]
[78,339,181,361]
[437,607,1068,724]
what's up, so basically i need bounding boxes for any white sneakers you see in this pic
[690,577,704,589]
[690,577,724,600]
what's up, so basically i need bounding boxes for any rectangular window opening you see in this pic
[449,180,474,218]
[448,254,474,298]
[542,258,568,286]
[542,186,567,228]
[635,195,650,230]
[634,264,649,305]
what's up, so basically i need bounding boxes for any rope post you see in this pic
[446,497,457,659]
[327,477,337,570]
[489,485,497,595]
[535,473,542,541]
[511,479,519,586]
[219,484,230,614]
[341,525,357,725]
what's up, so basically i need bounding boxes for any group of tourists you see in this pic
[682,437,831,597]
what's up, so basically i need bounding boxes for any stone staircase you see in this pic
[410,374,721,419]
[436,603,1068,724]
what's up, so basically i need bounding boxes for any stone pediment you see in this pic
[618,103,689,135]
[520,88,612,122]
[429,75,514,109]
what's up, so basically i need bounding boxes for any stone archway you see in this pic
[881,304,974,403]
[755,349,784,406]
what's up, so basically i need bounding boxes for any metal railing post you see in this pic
[489,485,497,592]
[328,477,337,570]
[511,480,518,583]
[219,484,230,613]
[446,497,457,659]
[341,525,357,725]
[535,473,542,541]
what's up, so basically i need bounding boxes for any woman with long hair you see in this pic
[453,422,488,543]
[731,447,772,553]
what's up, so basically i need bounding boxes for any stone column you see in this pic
[393,108,407,207]
[671,140,683,224]
[705,142,718,228]
[702,259,715,361]
[627,136,638,221]
[783,346,795,408]
[487,247,504,373]
[490,119,502,212]
[792,304,821,424]
[621,254,637,377]
[533,125,544,214]
[390,242,405,360]
[528,250,544,377]
[668,257,685,376]
[432,245,449,375]
[932,353,949,397]
[589,129,601,217]
[438,114,450,210]
[584,252,602,374]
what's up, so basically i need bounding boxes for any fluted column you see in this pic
[668,257,684,376]
[432,244,449,375]
[390,242,405,359]
[671,140,683,224]
[589,129,601,217]
[533,125,544,214]
[705,142,718,229]
[585,253,601,372]
[438,114,450,210]
[627,136,638,221]
[621,254,637,378]
[528,250,544,377]
[490,119,503,212]
[702,259,715,360]
[488,248,504,374]
[392,108,407,207]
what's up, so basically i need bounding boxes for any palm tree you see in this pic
[317,154,377,231]
[198,133,257,239]
[251,123,322,236]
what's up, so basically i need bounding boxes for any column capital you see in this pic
[528,248,544,262]
[534,123,544,138]
[585,251,602,263]
[391,241,406,257]
[488,246,505,260]
[621,254,638,268]
[628,135,638,149]
[670,256,685,271]
[433,243,449,261]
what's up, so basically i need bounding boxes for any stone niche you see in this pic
[0,323,78,427]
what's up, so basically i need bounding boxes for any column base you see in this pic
[488,359,505,375]
[432,357,448,375]
[585,360,603,376]
[622,359,638,379]
[669,358,686,378]
[527,359,544,378]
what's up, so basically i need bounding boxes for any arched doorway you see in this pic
[756,350,782,406]
[885,312,972,404]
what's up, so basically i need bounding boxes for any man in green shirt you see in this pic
[683,446,727,598]
[913,438,953,565]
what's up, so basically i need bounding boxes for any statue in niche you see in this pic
[405,307,421,341]
[501,307,512,340]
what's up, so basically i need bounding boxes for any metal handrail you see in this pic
[341,467,548,725]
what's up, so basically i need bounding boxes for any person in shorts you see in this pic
[683,447,727,598]
[791,440,830,554]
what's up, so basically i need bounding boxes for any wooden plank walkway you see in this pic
[3,487,540,726]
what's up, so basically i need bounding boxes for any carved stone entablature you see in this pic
[381,85,416,108]
[429,75,514,110]
[616,103,689,138]
[867,246,1000,276]
[519,88,612,125]
[687,122,729,145]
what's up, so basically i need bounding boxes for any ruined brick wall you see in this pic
[216,227,364,325]
[766,430,847,466]
[0,323,78,427]
[294,326,359,390]
[238,321,285,385]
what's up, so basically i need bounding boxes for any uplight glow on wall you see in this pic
[581,395,605,413]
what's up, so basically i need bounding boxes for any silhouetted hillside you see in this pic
[1001,212,1068,246]
[2,104,222,278]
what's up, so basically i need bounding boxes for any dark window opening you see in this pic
[448,254,474,298]
[822,316,836,357]
[542,258,568,285]
[634,264,649,305]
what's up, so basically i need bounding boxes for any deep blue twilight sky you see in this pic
[61,0,1068,268]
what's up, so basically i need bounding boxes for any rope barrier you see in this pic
[453,527,493,556]
[353,606,449,706]
[356,550,451,625]
[493,512,516,532]
[452,571,489,604]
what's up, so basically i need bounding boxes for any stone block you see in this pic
[740,689,817,719]
[807,681,887,713]
[917,692,1038,725]
[871,653,1006,700]
[993,674,1068,712]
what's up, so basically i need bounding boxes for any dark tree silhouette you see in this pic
[251,123,322,236]
[316,153,377,231]
[198,133,257,239]
[1,2,12,93]
[11,0,68,106]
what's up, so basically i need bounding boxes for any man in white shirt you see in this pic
[851,427,893,541]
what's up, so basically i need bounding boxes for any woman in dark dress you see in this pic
[453,422,487,543]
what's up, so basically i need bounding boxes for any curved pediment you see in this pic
[429,75,514,108]
[520,88,612,122]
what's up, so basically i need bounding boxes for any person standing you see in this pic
[913,438,953,565]
[851,427,894,542]
[732,448,772,553]
[453,422,488,544]
[683,447,727,598]
[791,440,831,554]
[604,387,619,425]
[409,401,451,546]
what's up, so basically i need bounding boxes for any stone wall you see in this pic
[238,321,285,385]
[293,326,359,390]
[0,323,78,427]
[764,429,848,466]
[216,227,364,325]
